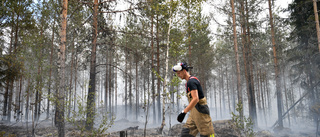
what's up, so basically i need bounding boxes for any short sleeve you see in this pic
[187,79,198,91]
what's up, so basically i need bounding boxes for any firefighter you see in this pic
[173,62,215,137]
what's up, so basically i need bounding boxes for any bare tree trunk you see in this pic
[150,1,156,123]
[240,0,250,120]
[156,14,161,124]
[219,64,222,118]
[47,21,55,119]
[17,74,23,121]
[245,0,257,126]
[74,55,78,112]
[25,78,30,123]
[265,71,272,121]
[125,45,128,119]
[260,69,267,126]
[8,80,14,122]
[268,0,283,128]
[35,14,44,122]
[282,67,291,127]
[56,0,68,135]
[313,0,320,52]
[226,67,231,114]
[222,65,225,116]
[159,9,172,133]
[135,54,139,120]
[109,51,112,116]
[3,80,9,121]
[257,67,261,111]
[114,53,118,115]
[129,57,133,117]
[68,37,75,118]
[214,78,217,119]
[86,0,98,130]
[105,47,109,112]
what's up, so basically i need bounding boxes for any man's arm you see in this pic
[183,90,199,113]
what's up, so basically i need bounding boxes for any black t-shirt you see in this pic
[186,76,205,99]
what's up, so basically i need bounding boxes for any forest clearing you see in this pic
[1,0,320,136]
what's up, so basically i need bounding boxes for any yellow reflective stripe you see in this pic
[210,134,215,137]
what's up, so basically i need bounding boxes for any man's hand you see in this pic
[177,110,186,123]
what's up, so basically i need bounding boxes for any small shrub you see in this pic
[230,103,255,137]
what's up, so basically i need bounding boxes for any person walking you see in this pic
[173,62,215,137]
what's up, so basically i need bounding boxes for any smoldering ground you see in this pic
[0,103,319,137]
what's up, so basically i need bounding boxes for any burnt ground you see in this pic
[0,119,318,137]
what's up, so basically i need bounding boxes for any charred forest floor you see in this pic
[0,119,318,137]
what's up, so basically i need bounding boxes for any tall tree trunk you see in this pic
[105,47,109,112]
[17,74,23,121]
[125,45,127,119]
[150,0,156,123]
[3,80,9,121]
[129,58,133,117]
[245,0,257,126]
[74,55,78,112]
[56,0,68,136]
[135,54,139,120]
[8,80,13,122]
[25,78,30,123]
[226,67,231,114]
[219,65,222,118]
[257,66,261,111]
[114,53,118,115]
[47,21,55,119]
[159,9,172,133]
[109,51,113,116]
[260,69,267,126]
[214,78,217,119]
[268,0,283,128]
[222,65,226,116]
[282,67,290,127]
[156,14,161,124]
[86,0,98,130]
[313,0,320,52]
[35,11,44,123]
[68,38,75,118]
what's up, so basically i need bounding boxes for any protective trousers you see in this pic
[181,92,215,137]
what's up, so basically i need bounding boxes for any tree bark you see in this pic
[114,53,118,115]
[86,0,98,130]
[135,53,139,120]
[268,0,283,128]
[68,38,75,118]
[109,50,113,116]
[47,21,55,119]
[74,55,78,112]
[159,7,172,133]
[56,0,68,136]
[150,0,156,124]
[129,57,132,117]
[105,46,109,112]
[313,0,320,52]
[125,43,127,118]
[156,14,161,124]
[25,78,30,123]
[245,0,257,126]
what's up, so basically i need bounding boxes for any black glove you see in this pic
[177,110,186,123]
